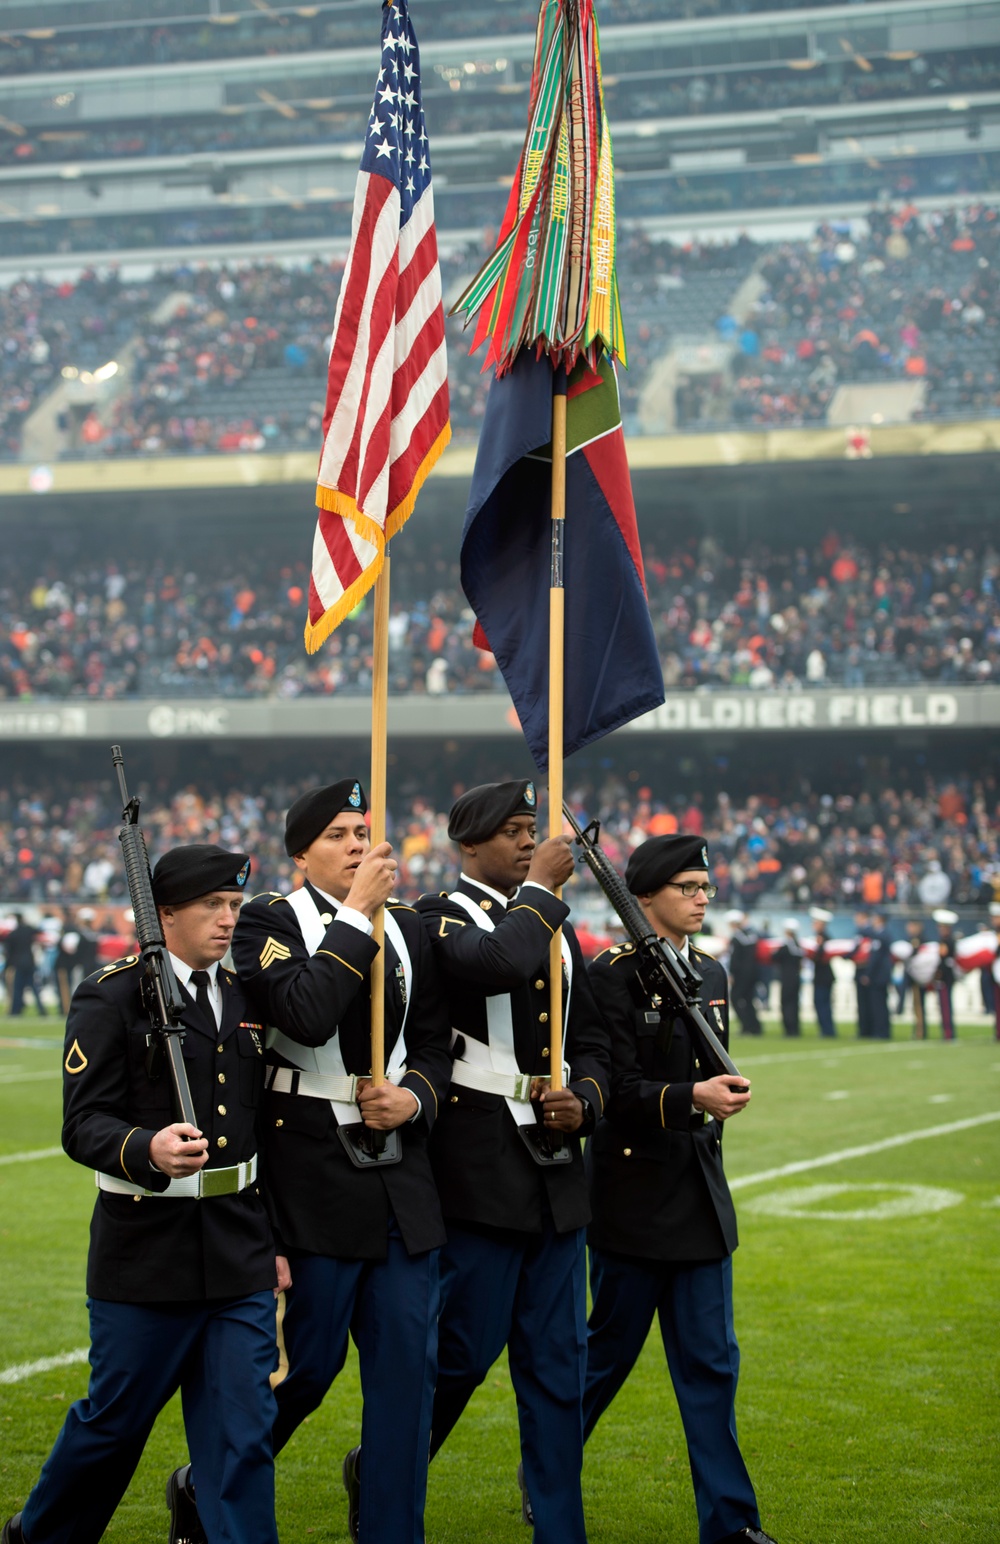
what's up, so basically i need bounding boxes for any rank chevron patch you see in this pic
[64,1038,88,1075]
[259,936,292,970]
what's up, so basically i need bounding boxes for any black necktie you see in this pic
[190,969,214,1026]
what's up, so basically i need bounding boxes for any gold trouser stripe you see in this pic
[119,1126,142,1182]
[315,950,364,979]
[659,1084,671,1129]
[576,1075,604,1116]
[509,904,553,933]
[406,1068,439,1119]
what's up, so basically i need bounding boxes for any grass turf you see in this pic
[1,1013,998,1543]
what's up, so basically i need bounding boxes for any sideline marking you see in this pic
[0,1147,64,1167]
[0,1349,89,1386]
[729,1110,1000,1191]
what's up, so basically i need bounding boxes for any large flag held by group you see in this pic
[305,0,450,653]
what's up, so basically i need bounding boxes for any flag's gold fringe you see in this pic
[303,420,452,655]
[385,419,452,539]
[303,557,382,655]
[313,485,386,549]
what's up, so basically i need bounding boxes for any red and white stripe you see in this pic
[307,178,450,649]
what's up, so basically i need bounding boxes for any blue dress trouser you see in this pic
[274,1228,439,1544]
[431,1221,588,1544]
[584,1250,760,1544]
[20,1292,278,1544]
[813,983,836,1037]
[868,986,891,1039]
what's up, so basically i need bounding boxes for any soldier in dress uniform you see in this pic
[864,909,894,1040]
[809,907,837,1037]
[584,834,777,1544]
[725,909,762,1036]
[1,846,281,1544]
[852,909,873,1038]
[772,919,803,1037]
[931,909,959,1040]
[415,781,610,1544]
[227,780,452,1544]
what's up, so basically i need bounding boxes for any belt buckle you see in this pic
[512,1072,534,1102]
[347,1073,360,1102]
[199,1166,236,1199]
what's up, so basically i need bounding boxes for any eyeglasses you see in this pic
[663,881,718,900]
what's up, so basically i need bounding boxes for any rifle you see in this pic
[562,803,743,1080]
[111,745,199,1128]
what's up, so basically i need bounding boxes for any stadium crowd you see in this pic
[0,231,751,459]
[4,199,1000,461]
[729,202,1000,426]
[2,770,997,912]
[5,148,998,262]
[2,529,998,701]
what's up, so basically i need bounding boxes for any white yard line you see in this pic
[738,1042,931,1069]
[0,1146,64,1166]
[0,1037,64,1050]
[0,1349,89,1386]
[0,1071,62,1085]
[730,1110,1000,1190]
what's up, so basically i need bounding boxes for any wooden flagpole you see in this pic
[547,376,568,1095]
[369,549,391,1095]
[337,546,397,1168]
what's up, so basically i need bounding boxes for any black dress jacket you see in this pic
[232,884,452,1260]
[61,957,277,1303]
[728,928,760,988]
[586,941,739,1263]
[415,878,611,1235]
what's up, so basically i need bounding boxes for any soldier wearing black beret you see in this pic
[584,834,777,1544]
[224,779,452,1544]
[2,846,283,1544]
[415,781,611,1544]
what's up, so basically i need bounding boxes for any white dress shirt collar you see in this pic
[460,874,514,908]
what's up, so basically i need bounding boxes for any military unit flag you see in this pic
[305,0,450,653]
[462,352,663,769]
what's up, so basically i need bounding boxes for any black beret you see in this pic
[448,780,539,845]
[284,779,367,856]
[626,834,710,896]
[152,845,251,907]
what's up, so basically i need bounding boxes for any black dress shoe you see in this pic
[718,1528,779,1544]
[516,1462,534,1526]
[342,1445,361,1543]
[166,1465,206,1544]
[1,1514,24,1544]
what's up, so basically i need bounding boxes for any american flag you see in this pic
[305,0,450,652]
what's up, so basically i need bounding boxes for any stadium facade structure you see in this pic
[1,0,999,876]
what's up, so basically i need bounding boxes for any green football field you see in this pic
[1,1013,998,1544]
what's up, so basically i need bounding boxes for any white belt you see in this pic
[265,1063,405,1101]
[266,1063,359,1102]
[96,1154,257,1200]
[450,1059,571,1103]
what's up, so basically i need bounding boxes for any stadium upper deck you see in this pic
[0,0,997,260]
